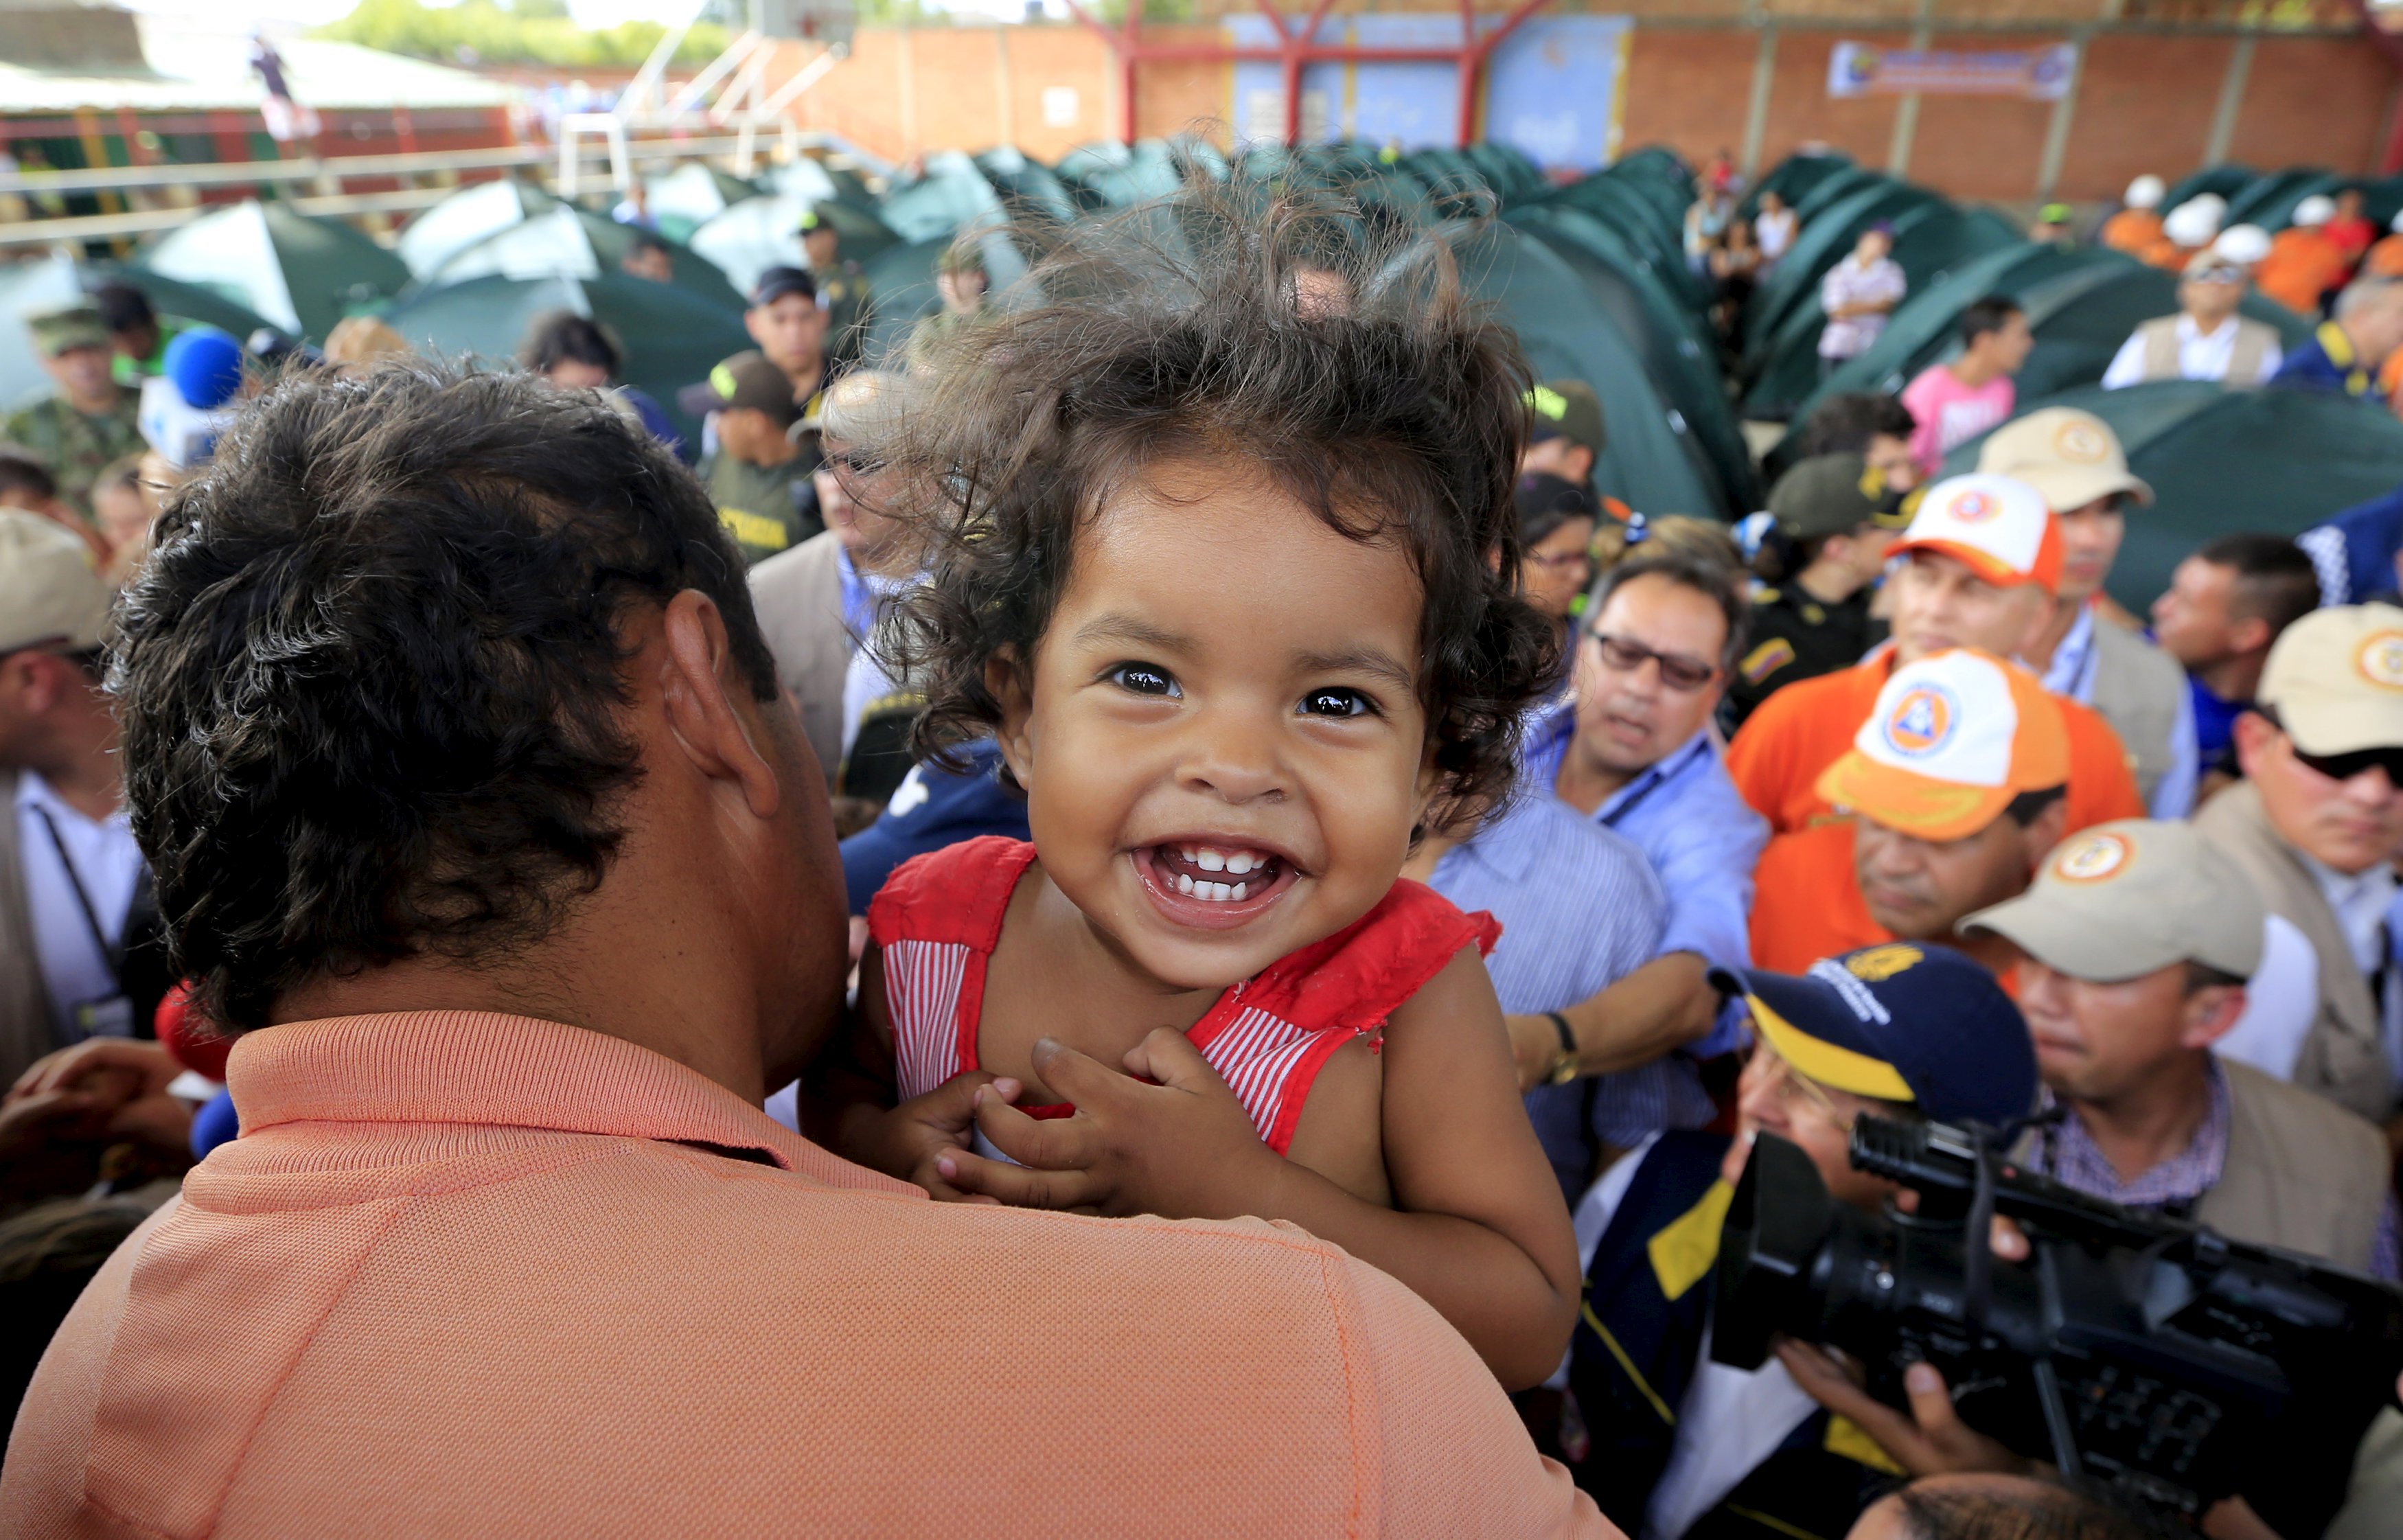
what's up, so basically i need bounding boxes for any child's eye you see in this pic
[1300,688,1377,719]
[1106,663,1181,698]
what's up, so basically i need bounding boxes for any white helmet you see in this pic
[2163,196,2225,248]
[2291,194,2337,229]
[2214,223,2272,266]
[2125,174,2166,210]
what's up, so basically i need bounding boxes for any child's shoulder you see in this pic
[866,836,1037,952]
[1260,880,1501,1035]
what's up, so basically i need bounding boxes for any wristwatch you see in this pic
[1544,1011,1579,1085]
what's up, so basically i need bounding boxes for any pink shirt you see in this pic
[1900,364,2016,476]
[2,1011,1613,1539]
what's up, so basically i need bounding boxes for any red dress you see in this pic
[867,837,1500,1157]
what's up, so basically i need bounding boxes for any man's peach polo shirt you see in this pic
[2,1011,1611,1539]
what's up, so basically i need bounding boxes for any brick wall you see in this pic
[770,18,2398,192]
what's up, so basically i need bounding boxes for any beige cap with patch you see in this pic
[2257,601,2403,756]
[1962,818,2264,982]
[0,509,111,655]
[1975,406,2154,512]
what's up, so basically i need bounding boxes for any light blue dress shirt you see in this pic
[1429,790,1712,1201]
[1519,704,1770,1058]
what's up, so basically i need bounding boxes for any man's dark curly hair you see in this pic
[111,362,778,1033]
[879,179,1556,834]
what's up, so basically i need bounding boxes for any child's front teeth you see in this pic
[1172,871,1247,902]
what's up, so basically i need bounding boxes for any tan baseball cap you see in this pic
[2257,601,2403,756]
[1974,407,2153,512]
[1962,818,2265,982]
[0,509,111,655]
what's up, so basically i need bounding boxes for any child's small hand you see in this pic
[934,1031,1279,1220]
[871,1072,1022,1204]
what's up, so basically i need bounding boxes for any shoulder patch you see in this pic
[1825,1414,1909,1475]
[1740,637,1798,685]
[1755,586,1782,604]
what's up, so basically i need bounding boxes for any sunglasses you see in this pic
[2258,708,2403,785]
[1587,632,1718,692]
[2295,744,2403,785]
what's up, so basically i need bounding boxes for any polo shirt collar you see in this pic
[227,1011,827,1174]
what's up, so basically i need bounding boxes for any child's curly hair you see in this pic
[873,176,1558,834]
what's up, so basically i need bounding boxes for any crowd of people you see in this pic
[2,164,2403,1540]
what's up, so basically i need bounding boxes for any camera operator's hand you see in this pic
[1773,1343,2031,1480]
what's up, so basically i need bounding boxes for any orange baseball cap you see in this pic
[1888,473,2064,595]
[1815,648,2073,841]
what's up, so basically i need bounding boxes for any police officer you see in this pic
[1521,378,1607,496]
[2,303,144,520]
[802,207,874,373]
[1721,452,1913,732]
[1567,943,2039,1540]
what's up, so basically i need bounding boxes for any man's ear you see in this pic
[658,588,781,821]
[2228,614,2273,659]
[2181,982,2248,1051]
[985,647,1036,792]
[2231,710,2275,781]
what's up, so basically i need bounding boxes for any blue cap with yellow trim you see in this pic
[1708,944,2037,1126]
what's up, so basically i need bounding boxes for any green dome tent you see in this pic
[0,254,271,413]
[1764,241,2111,471]
[974,148,1080,225]
[644,162,766,244]
[1741,198,2019,417]
[855,228,1033,368]
[1740,151,1856,220]
[1740,181,1951,362]
[397,178,555,280]
[878,150,1008,244]
[383,269,748,449]
[135,199,411,343]
[414,204,745,317]
[2161,165,2256,215]
[1534,173,1710,312]
[1941,381,2403,608]
[688,194,899,297]
[1451,222,1728,519]
[1509,205,1756,510]
[1765,245,2311,470]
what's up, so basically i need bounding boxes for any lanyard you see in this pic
[30,801,119,980]
[1598,740,1701,830]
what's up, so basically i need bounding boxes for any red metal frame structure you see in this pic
[1061,0,1550,148]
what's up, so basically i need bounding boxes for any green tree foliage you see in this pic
[317,0,736,69]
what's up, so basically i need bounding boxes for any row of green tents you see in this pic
[1727,151,2403,605]
[23,137,2403,606]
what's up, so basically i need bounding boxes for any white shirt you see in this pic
[2222,860,2398,1084]
[1560,1134,1817,1540]
[2102,313,2284,389]
[15,770,144,1043]
[2218,914,2318,1081]
[1756,209,1797,264]
[2029,605,2199,819]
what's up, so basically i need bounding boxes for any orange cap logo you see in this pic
[2054,421,2109,463]
[1946,490,1997,524]
[1844,943,1924,982]
[1883,685,1958,757]
[2054,831,2132,884]
[2356,631,2403,691]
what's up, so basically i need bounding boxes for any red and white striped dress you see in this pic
[867,836,1500,1157]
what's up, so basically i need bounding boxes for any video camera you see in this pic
[1714,1116,2403,1535]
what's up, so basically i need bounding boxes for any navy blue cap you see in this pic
[750,265,817,307]
[1708,944,2037,1126]
[840,740,1030,916]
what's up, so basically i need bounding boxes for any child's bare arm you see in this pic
[804,944,1009,1202]
[939,947,1581,1390]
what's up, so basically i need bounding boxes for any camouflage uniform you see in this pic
[3,387,144,518]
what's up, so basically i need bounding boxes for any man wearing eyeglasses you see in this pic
[1563,942,2037,1540]
[1510,552,1768,1138]
[1727,473,2143,839]
[2193,603,2403,1126]
[748,371,918,791]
